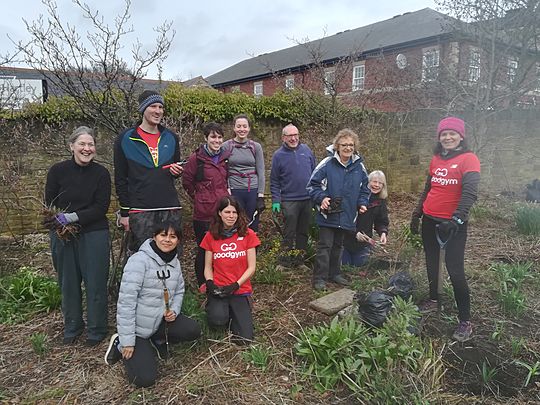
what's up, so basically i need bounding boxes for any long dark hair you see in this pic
[433,138,470,155]
[209,196,249,239]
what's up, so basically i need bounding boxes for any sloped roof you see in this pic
[207,8,458,86]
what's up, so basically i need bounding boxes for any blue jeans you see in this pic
[342,245,371,267]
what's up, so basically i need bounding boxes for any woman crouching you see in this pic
[105,222,201,387]
[202,196,261,343]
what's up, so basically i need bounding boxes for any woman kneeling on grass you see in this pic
[105,222,201,388]
[201,196,260,343]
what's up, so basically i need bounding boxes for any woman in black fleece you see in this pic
[45,126,111,346]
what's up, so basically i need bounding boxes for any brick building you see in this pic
[207,8,540,112]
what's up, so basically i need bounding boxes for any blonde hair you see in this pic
[368,170,388,199]
[332,128,360,151]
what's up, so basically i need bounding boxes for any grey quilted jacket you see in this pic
[116,239,184,347]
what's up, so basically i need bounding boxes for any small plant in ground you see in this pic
[510,337,526,357]
[515,360,540,387]
[491,321,504,341]
[469,203,493,222]
[242,345,273,371]
[30,332,49,357]
[399,224,423,250]
[294,298,444,402]
[0,267,61,324]
[515,204,540,236]
[181,289,206,323]
[478,360,498,394]
[253,238,285,285]
[491,262,533,289]
[497,281,526,316]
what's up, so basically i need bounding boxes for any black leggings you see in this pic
[421,216,470,321]
[206,294,254,343]
[123,315,200,387]
[193,220,210,287]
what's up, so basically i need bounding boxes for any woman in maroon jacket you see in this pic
[183,122,230,291]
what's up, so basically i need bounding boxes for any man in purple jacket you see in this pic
[270,124,316,267]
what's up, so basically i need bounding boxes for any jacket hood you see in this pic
[325,144,363,166]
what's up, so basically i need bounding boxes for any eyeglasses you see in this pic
[283,133,299,138]
[338,143,354,148]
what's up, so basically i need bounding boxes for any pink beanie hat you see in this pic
[437,117,465,139]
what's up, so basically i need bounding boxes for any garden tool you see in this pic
[248,209,259,227]
[271,211,284,237]
[156,269,171,357]
[435,225,456,312]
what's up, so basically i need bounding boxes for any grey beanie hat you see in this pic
[138,90,164,113]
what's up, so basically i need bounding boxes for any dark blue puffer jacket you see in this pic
[307,148,370,231]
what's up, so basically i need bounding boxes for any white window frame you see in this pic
[324,69,335,95]
[253,81,263,96]
[536,63,540,92]
[507,58,518,84]
[352,64,365,91]
[285,76,294,91]
[468,49,481,82]
[422,47,440,82]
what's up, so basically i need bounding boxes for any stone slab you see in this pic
[309,288,356,315]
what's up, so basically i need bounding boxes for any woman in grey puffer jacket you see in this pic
[105,222,200,387]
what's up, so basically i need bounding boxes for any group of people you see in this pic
[44,89,480,387]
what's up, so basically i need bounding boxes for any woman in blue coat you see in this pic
[307,129,370,290]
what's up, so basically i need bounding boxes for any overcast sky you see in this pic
[1,0,438,81]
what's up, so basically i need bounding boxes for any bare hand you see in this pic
[379,233,387,245]
[358,205,367,214]
[321,197,331,210]
[122,346,134,360]
[169,163,184,176]
[119,216,130,231]
[164,310,176,322]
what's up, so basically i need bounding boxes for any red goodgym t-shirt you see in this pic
[200,228,261,295]
[423,152,480,220]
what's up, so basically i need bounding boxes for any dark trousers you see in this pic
[50,229,109,340]
[231,189,259,232]
[313,227,345,282]
[123,315,201,388]
[342,245,371,267]
[422,216,471,321]
[128,209,182,253]
[206,294,254,342]
[281,199,311,252]
[193,220,209,287]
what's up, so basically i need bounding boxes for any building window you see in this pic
[324,70,335,95]
[422,47,440,82]
[352,64,365,91]
[253,82,263,96]
[285,77,294,91]
[507,58,518,84]
[468,49,481,82]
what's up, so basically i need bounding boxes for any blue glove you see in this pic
[55,213,69,226]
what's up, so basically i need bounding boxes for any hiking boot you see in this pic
[150,339,170,361]
[104,333,121,365]
[313,280,327,291]
[418,299,438,314]
[330,275,351,286]
[63,330,83,345]
[452,321,473,342]
[85,338,104,347]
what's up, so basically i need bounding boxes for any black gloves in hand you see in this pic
[256,197,266,213]
[438,219,459,236]
[410,215,421,235]
[219,282,240,297]
[206,280,240,298]
[205,280,221,296]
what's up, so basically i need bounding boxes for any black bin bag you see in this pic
[356,290,394,327]
[387,271,414,300]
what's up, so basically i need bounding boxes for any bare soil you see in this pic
[1,193,539,404]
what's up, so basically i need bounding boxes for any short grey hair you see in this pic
[368,170,388,199]
[68,126,96,145]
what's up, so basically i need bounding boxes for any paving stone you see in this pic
[309,288,356,315]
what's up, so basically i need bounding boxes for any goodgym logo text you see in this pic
[214,242,246,259]
[432,167,458,186]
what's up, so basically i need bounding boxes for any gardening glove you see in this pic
[205,280,221,296]
[437,219,459,238]
[272,202,281,213]
[217,282,240,297]
[256,197,266,213]
[410,214,421,235]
